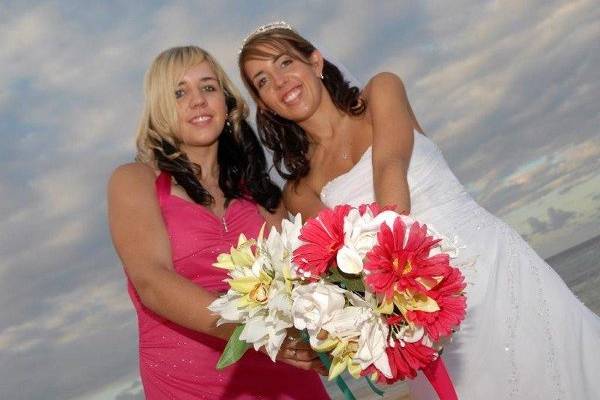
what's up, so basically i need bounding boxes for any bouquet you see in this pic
[209,204,466,400]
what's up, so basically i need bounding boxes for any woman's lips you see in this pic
[188,114,213,126]
[281,85,302,105]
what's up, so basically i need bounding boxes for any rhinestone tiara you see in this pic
[239,21,295,52]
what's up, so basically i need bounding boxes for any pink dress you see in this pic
[126,172,330,399]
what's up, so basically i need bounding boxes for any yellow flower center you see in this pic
[393,258,412,275]
[249,283,269,303]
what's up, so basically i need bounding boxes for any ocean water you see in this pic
[324,234,600,400]
[546,234,600,316]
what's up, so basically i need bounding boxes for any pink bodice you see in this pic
[126,172,329,399]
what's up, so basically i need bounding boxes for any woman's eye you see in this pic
[202,85,216,92]
[175,89,185,99]
[281,59,292,68]
[256,77,268,89]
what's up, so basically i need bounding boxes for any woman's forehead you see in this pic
[178,62,217,83]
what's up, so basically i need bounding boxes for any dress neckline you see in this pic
[320,145,372,198]
[156,171,241,224]
[319,130,425,199]
[166,193,240,223]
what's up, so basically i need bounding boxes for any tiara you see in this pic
[239,21,295,52]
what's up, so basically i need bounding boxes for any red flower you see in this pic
[293,205,351,278]
[406,267,467,341]
[358,202,396,216]
[361,341,436,383]
[364,218,452,300]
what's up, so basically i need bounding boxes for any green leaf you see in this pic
[216,324,250,369]
[328,267,365,292]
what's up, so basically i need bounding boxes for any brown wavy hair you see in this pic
[239,28,366,180]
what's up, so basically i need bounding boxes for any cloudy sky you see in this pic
[1,1,599,399]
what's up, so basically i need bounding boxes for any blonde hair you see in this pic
[135,46,249,164]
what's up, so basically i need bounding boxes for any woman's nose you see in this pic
[272,70,288,88]
[190,90,207,108]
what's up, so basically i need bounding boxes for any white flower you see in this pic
[315,301,393,380]
[281,214,304,254]
[321,306,367,339]
[291,282,346,336]
[356,312,392,378]
[208,292,246,323]
[240,310,291,361]
[426,224,461,258]
[336,209,380,274]
[209,224,297,360]
[397,324,425,344]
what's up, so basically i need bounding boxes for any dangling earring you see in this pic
[223,113,232,134]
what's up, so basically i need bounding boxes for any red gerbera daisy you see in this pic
[388,341,437,380]
[293,205,351,278]
[406,267,467,341]
[358,202,396,216]
[364,217,452,300]
[361,340,436,383]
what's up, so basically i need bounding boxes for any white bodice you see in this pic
[321,132,484,233]
[320,131,600,399]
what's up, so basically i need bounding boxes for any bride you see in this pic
[237,22,600,399]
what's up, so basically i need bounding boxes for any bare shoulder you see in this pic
[109,163,155,187]
[363,72,406,99]
[108,162,158,201]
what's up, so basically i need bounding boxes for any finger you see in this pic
[286,340,313,351]
[313,361,329,376]
[292,349,319,362]
[282,358,315,371]
[279,346,319,362]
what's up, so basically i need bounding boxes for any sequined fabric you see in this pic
[125,172,329,399]
[321,132,600,399]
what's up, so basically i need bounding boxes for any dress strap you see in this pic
[155,171,172,202]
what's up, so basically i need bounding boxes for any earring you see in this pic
[225,113,232,127]
[320,73,324,80]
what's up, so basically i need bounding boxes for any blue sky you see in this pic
[1,1,599,399]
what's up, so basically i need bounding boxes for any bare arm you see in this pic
[366,72,418,214]
[283,181,327,221]
[258,200,287,232]
[108,164,323,372]
[108,163,236,340]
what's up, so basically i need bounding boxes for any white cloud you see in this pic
[0,1,598,398]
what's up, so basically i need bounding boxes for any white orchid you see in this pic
[209,224,298,361]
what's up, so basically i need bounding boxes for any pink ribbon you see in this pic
[422,357,458,400]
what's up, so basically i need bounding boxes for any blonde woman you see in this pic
[108,46,328,399]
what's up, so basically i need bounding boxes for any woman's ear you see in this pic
[309,50,324,78]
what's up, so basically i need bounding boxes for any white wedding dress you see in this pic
[320,131,600,399]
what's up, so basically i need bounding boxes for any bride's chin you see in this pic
[287,105,316,123]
